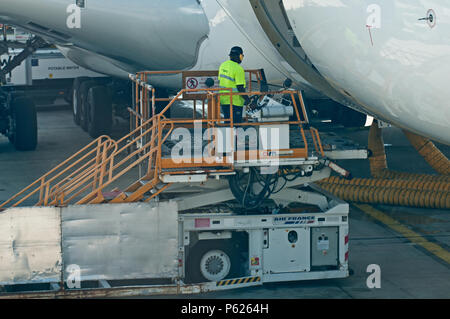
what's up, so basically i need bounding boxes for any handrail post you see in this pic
[44,183,50,206]
[152,87,156,119]
[297,91,309,124]
[301,126,308,158]
[109,154,114,181]
[39,178,45,203]
[59,193,65,206]
[148,119,156,175]
[98,141,108,187]
[157,115,163,176]
[229,91,235,165]
[291,92,303,124]
[92,138,102,190]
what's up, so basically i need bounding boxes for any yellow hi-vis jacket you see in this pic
[219,60,246,107]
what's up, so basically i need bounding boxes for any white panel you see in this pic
[61,202,179,281]
[263,228,310,273]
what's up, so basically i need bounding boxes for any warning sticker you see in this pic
[317,237,329,251]
[184,76,218,94]
[186,77,199,89]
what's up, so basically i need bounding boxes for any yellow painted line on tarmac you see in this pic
[355,204,450,265]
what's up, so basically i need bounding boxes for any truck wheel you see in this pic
[79,80,97,131]
[86,85,112,138]
[72,77,89,126]
[9,97,38,151]
[186,240,239,283]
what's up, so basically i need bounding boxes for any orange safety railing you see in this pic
[67,112,175,205]
[130,70,324,169]
[1,70,325,208]
[1,115,174,208]
[129,69,264,128]
[0,136,117,208]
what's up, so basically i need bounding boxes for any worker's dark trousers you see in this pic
[222,105,243,123]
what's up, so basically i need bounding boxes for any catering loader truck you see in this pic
[0,70,367,298]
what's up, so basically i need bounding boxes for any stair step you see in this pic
[160,174,207,183]
[150,182,166,194]
[102,189,124,200]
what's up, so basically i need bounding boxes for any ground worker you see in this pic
[219,46,250,123]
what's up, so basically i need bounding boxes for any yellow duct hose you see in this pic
[318,183,450,209]
[374,170,450,183]
[320,176,450,192]
[403,130,450,176]
[317,121,450,209]
[367,122,450,182]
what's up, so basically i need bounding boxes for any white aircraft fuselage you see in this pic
[0,0,449,144]
[282,0,450,145]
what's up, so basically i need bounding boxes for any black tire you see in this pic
[185,240,240,284]
[86,85,112,138]
[9,97,37,151]
[79,80,98,131]
[72,77,90,126]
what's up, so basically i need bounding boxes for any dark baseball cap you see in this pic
[229,46,244,56]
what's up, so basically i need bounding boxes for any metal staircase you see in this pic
[0,112,175,208]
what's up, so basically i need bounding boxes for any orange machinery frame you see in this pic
[130,70,324,172]
[0,70,325,208]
